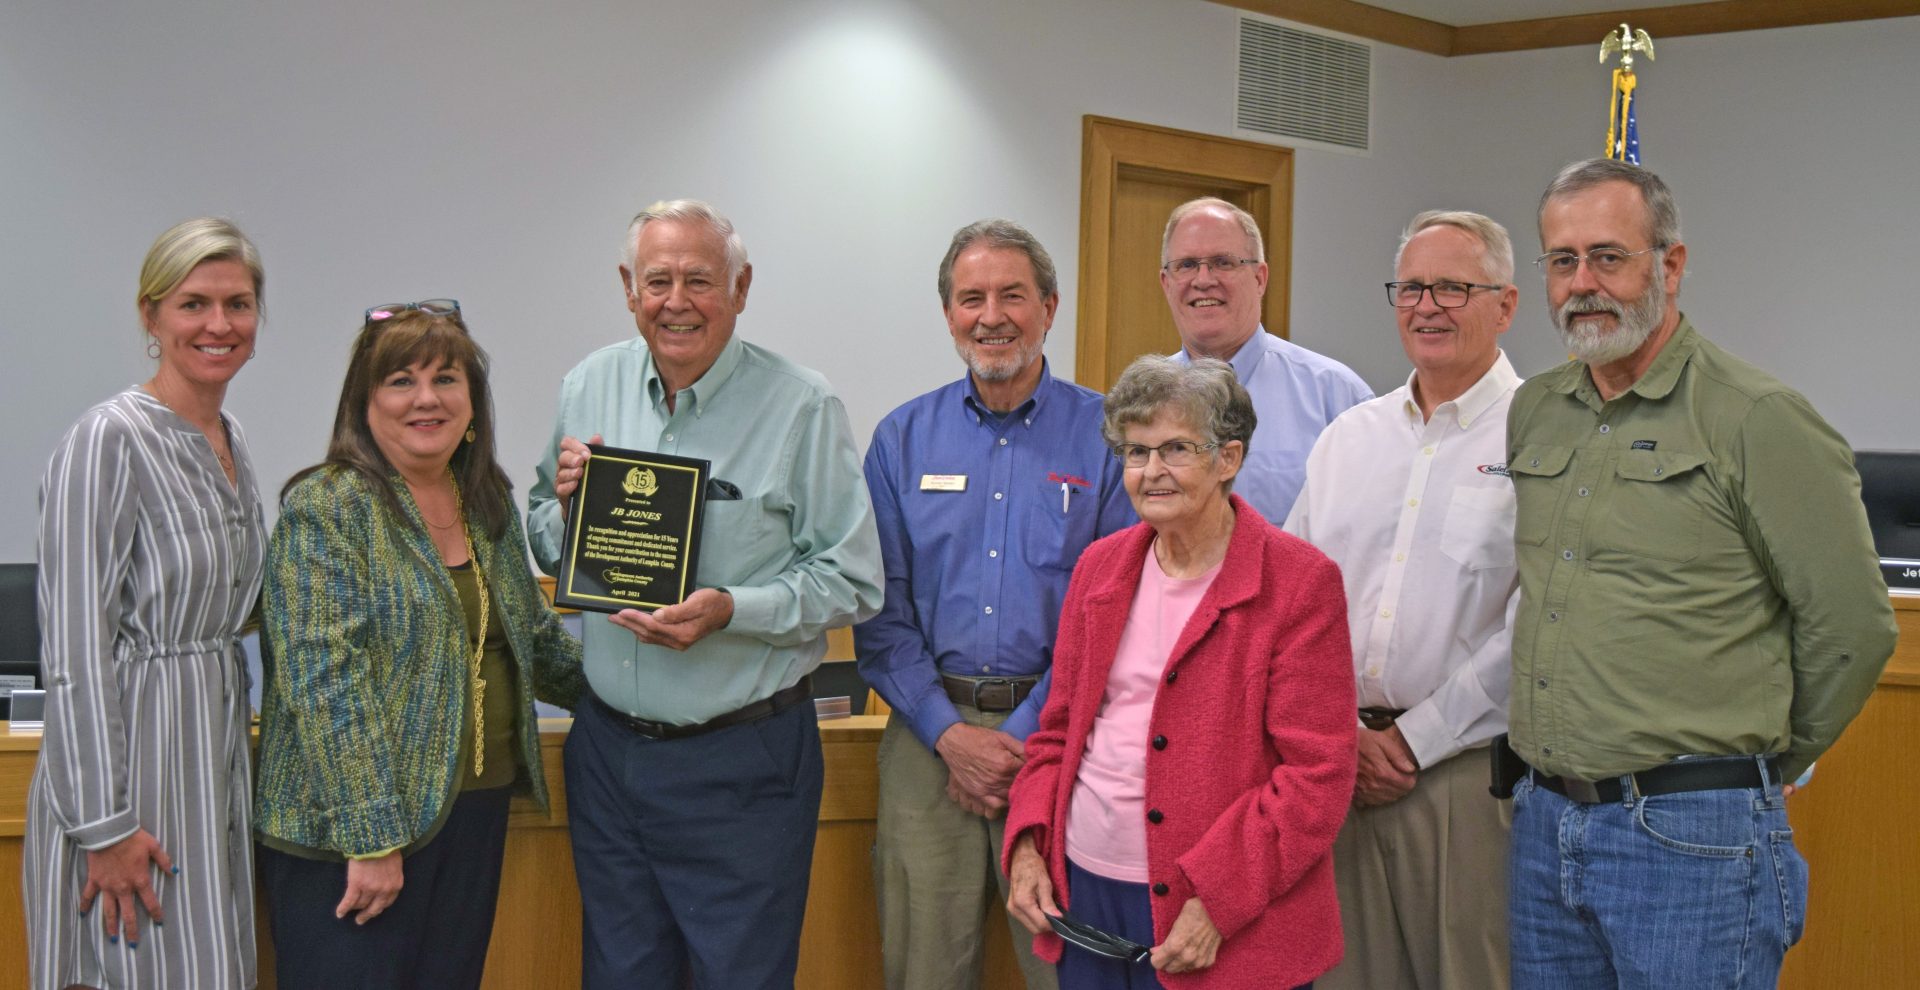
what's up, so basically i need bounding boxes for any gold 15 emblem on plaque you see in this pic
[624,466,659,498]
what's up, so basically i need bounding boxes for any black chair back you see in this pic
[1856,451,1920,560]
[0,562,40,719]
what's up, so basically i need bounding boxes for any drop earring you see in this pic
[465,426,477,443]
[146,336,161,359]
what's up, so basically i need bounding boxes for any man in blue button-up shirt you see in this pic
[1162,198,1374,521]
[856,220,1133,990]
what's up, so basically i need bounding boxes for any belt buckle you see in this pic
[976,677,1012,707]
[622,711,666,739]
[1562,776,1603,803]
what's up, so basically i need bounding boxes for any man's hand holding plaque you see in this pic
[608,589,734,650]
[550,433,601,518]
[553,440,711,615]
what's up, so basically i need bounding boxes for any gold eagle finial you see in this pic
[1600,23,1656,73]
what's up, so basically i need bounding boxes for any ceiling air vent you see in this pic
[1236,15,1371,153]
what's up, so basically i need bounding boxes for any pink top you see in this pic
[1065,545,1222,881]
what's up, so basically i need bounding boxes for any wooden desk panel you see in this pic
[19,595,1904,989]
[2,714,1026,990]
[1877,594,1919,685]
[1781,594,1917,987]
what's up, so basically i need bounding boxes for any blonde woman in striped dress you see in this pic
[23,219,267,990]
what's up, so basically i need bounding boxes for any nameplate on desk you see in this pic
[0,674,32,698]
[1882,558,1920,591]
[8,688,45,731]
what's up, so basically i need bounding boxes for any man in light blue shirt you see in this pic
[1162,198,1373,520]
[529,199,883,990]
[856,220,1133,990]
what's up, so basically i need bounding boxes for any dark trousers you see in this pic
[1057,859,1312,990]
[258,786,512,990]
[567,693,824,990]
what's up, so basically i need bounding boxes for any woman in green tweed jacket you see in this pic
[256,300,583,990]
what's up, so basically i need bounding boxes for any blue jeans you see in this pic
[1508,759,1809,989]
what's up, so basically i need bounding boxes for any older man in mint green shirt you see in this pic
[528,199,882,990]
[1504,160,1895,990]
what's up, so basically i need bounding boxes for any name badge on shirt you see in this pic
[920,474,967,492]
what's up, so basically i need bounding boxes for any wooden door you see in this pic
[1076,117,1294,392]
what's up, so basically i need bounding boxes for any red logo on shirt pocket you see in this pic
[1047,471,1092,487]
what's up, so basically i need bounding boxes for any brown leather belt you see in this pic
[942,674,1039,713]
[589,676,812,741]
[1530,755,1783,804]
[1358,707,1406,732]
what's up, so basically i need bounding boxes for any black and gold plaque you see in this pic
[554,444,709,613]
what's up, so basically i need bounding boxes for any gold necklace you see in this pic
[449,472,491,777]
[406,478,460,530]
[144,379,234,476]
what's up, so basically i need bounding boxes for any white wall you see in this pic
[3,1,1914,561]
[1432,18,1920,450]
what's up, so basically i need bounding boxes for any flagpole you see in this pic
[1600,23,1654,165]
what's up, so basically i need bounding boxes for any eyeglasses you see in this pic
[1161,256,1261,280]
[365,298,462,324]
[1113,439,1219,468]
[1384,280,1503,309]
[1048,912,1152,965]
[1533,247,1662,280]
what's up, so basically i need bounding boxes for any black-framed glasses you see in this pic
[1048,912,1152,965]
[1161,255,1261,280]
[1112,439,1219,468]
[1533,246,1662,280]
[365,298,462,324]
[1384,280,1503,309]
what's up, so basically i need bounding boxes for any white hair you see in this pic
[621,199,749,292]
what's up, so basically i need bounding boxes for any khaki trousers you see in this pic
[1320,743,1512,990]
[874,708,1058,990]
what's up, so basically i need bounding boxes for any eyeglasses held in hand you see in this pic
[1112,439,1219,468]
[365,298,462,324]
[1383,280,1503,309]
[1161,255,1261,280]
[1048,911,1152,965]
[1532,246,1662,280]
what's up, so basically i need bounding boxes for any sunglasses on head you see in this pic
[364,298,461,324]
[1048,911,1152,965]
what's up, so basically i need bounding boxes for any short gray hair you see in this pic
[937,219,1059,305]
[623,199,750,292]
[1395,210,1515,284]
[1161,198,1265,265]
[1102,356,1256,492]
[1538,158,1681,249]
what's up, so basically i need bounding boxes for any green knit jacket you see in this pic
[256,466,584,856]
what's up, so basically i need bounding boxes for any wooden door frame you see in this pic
[1075,116,1294,388]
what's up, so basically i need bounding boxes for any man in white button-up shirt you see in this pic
[1285,210,1523,990]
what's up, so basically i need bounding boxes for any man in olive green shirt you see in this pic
[1504,159,1896,990]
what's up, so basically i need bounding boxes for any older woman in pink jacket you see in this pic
[1004,355,1356,990]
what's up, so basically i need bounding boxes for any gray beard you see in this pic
[954,337,1042,383]
[1552,275,1665,365]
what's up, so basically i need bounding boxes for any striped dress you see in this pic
[22,388,265,990]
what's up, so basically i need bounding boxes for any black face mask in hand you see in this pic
[1049,911,1152,965]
